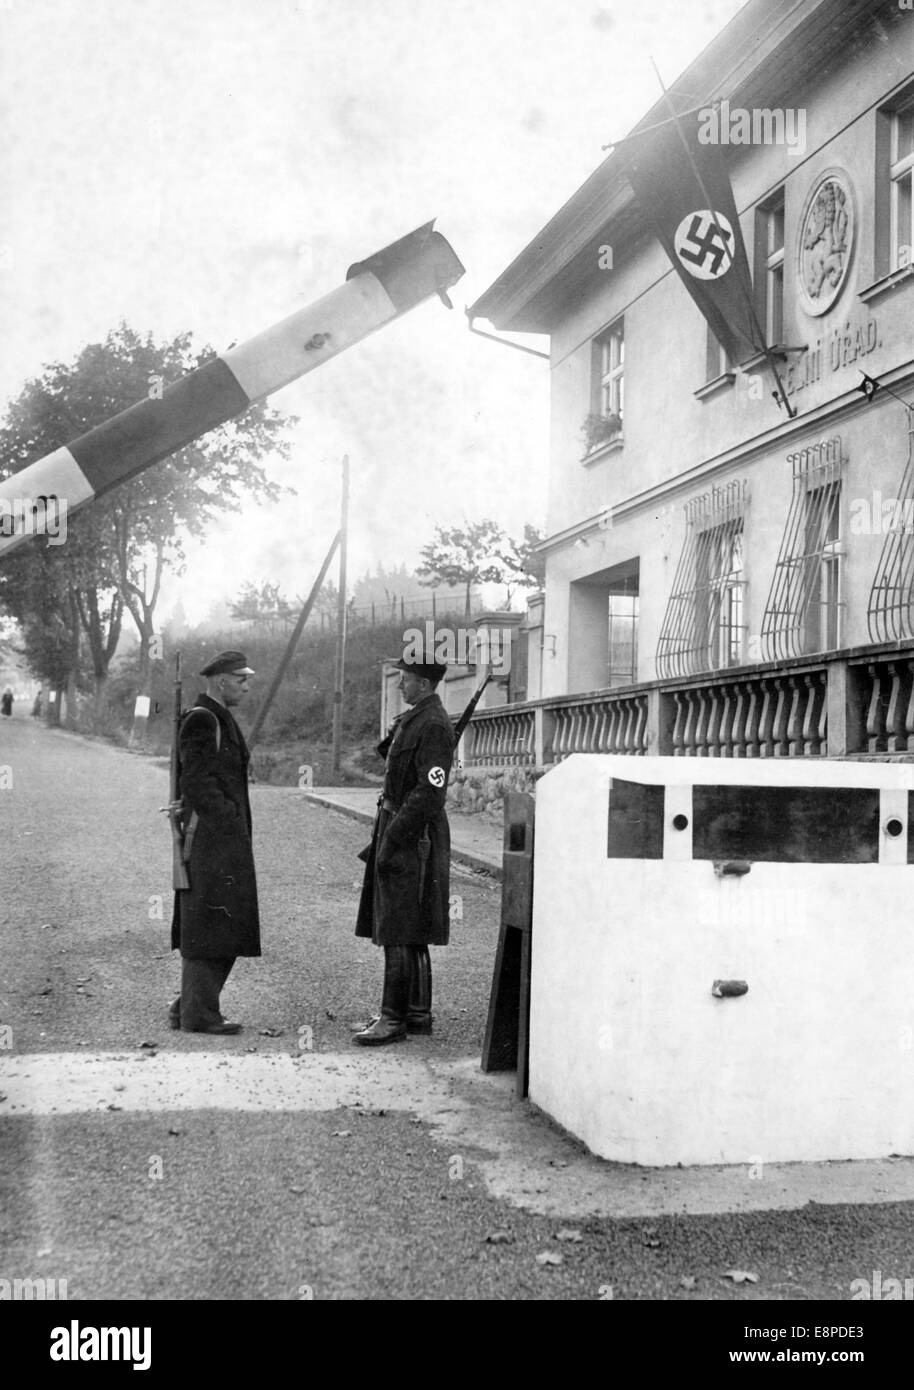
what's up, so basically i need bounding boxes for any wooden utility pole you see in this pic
[331,455,349,777]
[246,531,341,752]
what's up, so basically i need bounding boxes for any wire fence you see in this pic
[230,593,488,634]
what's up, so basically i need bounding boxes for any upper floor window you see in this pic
[891,101,914,271]
[584,320,624,454]
[874,86,914,282]
[705,327,731,383]
[758,193,785,345]
[598,323,624,422]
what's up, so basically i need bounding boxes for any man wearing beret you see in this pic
[353,650,455,1045]
[169,651,261,1034]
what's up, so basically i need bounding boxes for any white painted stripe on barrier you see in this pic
[663,783,692,860]
[220,274,397,403]
[0,447,94,557]
[879,787,908,865]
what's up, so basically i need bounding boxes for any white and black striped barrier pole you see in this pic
[0,221,464,558]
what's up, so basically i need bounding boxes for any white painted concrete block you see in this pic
[529,755,914,1166]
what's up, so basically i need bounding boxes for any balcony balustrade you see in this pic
[459,642,914,767]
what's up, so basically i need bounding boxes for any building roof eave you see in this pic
[469,0,887,335]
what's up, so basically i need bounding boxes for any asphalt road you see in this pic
[1,710,913,1335]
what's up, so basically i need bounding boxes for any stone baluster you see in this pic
[682,691,698,756]
[672,692,687,755]
[866,664,887,754]
[633,698,648,753]
[743,682,760,757]
[772,677,791,757]
[886,662,908,753]
[786,675,804,757]
[587,702,601,752]
[693,689,710,756]
[619,700,633,756]
[559,707,575,760]
[705,687,722,757]
[716,685,733,756]
[570,705,585,754]
[552,709,568,761]
[573,704,587,753]
[758,679,775,757]
[608,700,622,753]
[816,671,829,755]
[516,714,528,764]
[730,683,747,757]
[906,660,914,752]
[801,673,821,755]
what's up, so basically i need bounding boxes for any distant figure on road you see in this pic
[1,687,12,717]
[353,647,454,1045]
[31,692,43,718]
[169,650,261,1035]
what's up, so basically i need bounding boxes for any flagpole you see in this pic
[331,453,349,779]
[649,58,796,420]
[601,103,711,151]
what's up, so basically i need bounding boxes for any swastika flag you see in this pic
[627,111,766,367]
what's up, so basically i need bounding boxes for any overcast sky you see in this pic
[0,0,746,624]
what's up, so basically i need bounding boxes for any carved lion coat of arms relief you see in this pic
[797,169,856,316]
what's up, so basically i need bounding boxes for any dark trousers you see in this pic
[380,945,432,1022]
[170,957,236,1031]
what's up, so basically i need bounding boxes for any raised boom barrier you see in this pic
[0,221,464,558]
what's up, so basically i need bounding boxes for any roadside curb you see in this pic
[302,791,503,880]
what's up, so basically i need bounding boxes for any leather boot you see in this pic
[354,946,409,1045]
[407,946,433,1035]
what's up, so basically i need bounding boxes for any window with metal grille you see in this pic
[656,481,747,679]
[868,409,914,643]
[761,439,844,662]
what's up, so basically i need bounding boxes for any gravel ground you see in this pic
[1,713,913,1338]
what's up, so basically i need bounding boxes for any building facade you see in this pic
[466,0,914,769]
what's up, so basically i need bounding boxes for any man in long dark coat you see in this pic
[353,653,454,1045]
[169,650,261,1034]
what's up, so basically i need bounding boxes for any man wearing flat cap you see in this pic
[354,646,455,1045]
[169,651,261,1034]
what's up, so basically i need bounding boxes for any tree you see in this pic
[230,580,296,634]
[497,523,546,606]
[0,324,293,717]
[416,520,506,616]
